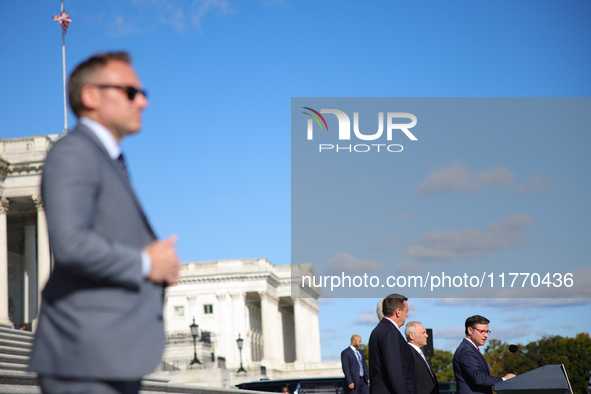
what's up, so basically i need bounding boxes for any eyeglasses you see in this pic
[92,84,148,100]
[471,327,492,335]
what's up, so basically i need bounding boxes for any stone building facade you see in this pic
[155,259,340,387]
[1,134,341,386]
[0,134,60,329]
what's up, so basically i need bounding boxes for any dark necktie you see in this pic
[116,153,129,179]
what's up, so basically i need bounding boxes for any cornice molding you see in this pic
[178,272,281,287]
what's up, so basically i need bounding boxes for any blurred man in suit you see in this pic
[28,52,180,394]
[342,334,370,394]
[453,315,515,394]
[376,299,384,321]
[369,294,417,394]
[405,321,439,394]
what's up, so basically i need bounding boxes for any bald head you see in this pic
[350,334,362,348]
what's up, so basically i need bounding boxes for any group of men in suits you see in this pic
[343,294,516,394]
[28,52,181,393]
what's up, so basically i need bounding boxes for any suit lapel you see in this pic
[75,124,157,239]
[465,339,491,374]
[412,346,436,383]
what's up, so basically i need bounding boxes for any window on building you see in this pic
[174,306,184,317]
[203,304,213,315]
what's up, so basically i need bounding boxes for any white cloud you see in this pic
[503,315,527,323]
[489,325,532,341]
[191,0,233,31]
[110,0,234,34]
[353,309,380,326]
[323,326,338,332]
[323,252,383,276]
[107,14,147,37]
[416,161,549,195]
[403,213,532,262]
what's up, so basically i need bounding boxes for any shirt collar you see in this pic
[383,316,400,329]
[466,337,479,349]
[350,345,359,352]
[80,117,121,160]
[409,343,422,353]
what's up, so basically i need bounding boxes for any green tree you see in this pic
[484,333,591,394]
[429,349,455,382]
[360,343,370,369]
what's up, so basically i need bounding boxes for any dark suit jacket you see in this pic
[453,338,503,394]
[369,319,417,394]
[408,345,439,394]
[342,346,370,394]
[28,124,164,379]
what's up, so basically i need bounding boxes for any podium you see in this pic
[494,364,573,394]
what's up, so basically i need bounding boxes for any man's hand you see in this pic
[144,235,180,285]
[503,373,516,380]
[348,383,355,389]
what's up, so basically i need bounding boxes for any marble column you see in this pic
[230,292,247,369]
[33,195,50,309]
[23,214,37,322]
[0,198,12,325]
[308,302,321,362]
[293,298,307,363]
[216,293,232,368]
[260,292,282,365]
[186,294,197,323]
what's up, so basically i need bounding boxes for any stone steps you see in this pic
[0,338,32,351]
[0,361,27,371]
[0,353,29,365]
[0,344,30,358]
[0,330,34,344]
[0,370,268,394]
[0,325,266,394]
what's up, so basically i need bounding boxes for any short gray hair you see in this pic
[404,321,422,340]
[376,299,384,321]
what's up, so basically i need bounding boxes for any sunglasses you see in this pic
[92,84,148,100]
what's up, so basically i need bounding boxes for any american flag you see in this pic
[52,11,72,34]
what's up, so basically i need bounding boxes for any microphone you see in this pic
[508,344,519,353]
[509,344,537,362]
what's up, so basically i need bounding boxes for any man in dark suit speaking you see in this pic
[368,294,417,394]
[405,321,438,394]
[342,334,370,394]
[453,315,515,394]
[28,52,181,394]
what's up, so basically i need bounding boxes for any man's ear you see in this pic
[80,85,100,111]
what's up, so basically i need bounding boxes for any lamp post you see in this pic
[189,317,201,365]
[236,334,246,373]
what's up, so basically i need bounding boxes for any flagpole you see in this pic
[61,0,68,133]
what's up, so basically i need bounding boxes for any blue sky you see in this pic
[1,0,590,361]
